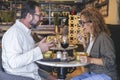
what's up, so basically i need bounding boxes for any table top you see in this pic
[36,60,87,67]
[50,45,78,51]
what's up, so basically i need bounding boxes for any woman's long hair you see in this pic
[80,7,110,37]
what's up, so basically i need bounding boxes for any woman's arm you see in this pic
[89,57,103,65]
[80,56,103,66]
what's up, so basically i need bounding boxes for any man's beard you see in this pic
[30,23,38,28]
[29,15,39,28]
[30,19,38,28]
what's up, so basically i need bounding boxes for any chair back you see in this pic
[0,49,4,71]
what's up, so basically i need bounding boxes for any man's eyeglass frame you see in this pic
[34,13,42,18]
[78,20,92,27]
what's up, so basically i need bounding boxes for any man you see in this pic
[2,1,56,80]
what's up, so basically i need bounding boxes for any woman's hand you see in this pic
[77,33,86,48]
[80,56,88,64]
[80,56,94,64]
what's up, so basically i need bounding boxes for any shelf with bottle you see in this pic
[0,1,13,10]
[0,1,15,25]
[39,2,80,25]
[0,1,24,24]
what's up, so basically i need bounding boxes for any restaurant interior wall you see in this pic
[105,0,119,24]
[0,0,119,24]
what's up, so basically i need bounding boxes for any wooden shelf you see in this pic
[32,25,56,36]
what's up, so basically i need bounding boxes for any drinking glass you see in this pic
[60,35,69,50]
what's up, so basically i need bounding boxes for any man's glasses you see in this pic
[78,20,92,27]
[34,13,42,18]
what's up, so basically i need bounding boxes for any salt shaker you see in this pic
[56,51,62,59]
[62,51,68,61]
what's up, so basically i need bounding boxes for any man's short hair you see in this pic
[21,0,39,18]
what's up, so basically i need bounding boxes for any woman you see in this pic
[71,7,117,80]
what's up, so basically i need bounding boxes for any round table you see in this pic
[36,60,87,80]
[36,60,87,67]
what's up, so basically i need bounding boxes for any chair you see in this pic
[0,49,34,80]
[107,24,120,80]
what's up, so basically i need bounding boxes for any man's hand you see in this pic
[38,37,54,53]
